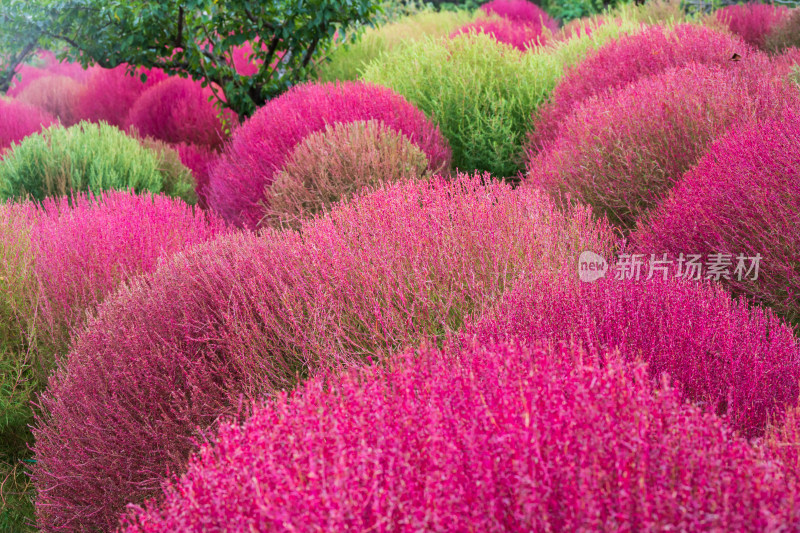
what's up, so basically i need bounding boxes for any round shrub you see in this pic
[0,121,197,203]
[75,65,167,128]
[121,342,798,531]
[0,98,55,156]
[7,52,92,98]
[363,32,561,178]
[319,9,474,82]
[208,81,451,228]
[632,114,800,328]
[532,24,755,149]
[715,3,789,50]
[765,8,800,54]
[481,0,558,32]
[471,274,800,438]
[126,76,236,150]
[450,16,548,50]
[175,143,217,209]
[32,174,616,532]
[527,62,800,230]
[16,75,83,126]
[264,120,436,228]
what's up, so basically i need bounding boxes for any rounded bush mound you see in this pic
[7,52,93,98]
[527,62,800,229]
[532,24,755,149]
[0,121,197,203]
[633,114,800,327]
[450,16,548,51]
[32,174,616,532]
[765,8,800,54]
[481,0,558,32]
[363,32,561,178]
[121,342,798,531]
[126,76,235,150]
[0,98,56,156]
[209,81,451,228]
[264,120,436,228]
[75,65,167,128]
[471,275,800,438]
[715,3,789,49]
[175,143,217,209]
[16,75,83,126]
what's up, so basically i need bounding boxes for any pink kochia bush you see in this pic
[527,62,800,229]
[633,113,800,327]
[75,65,167,127]
[29,190,228,362]
[471,275,800,438]
[0,98,55,156]
[175,143,217,209]
[480,0,558,32]
[126,76,236,149]
[451,17,548,51]
[208,81,451,228]
[121,342,799,531]
[32,175,615,532]
[715,3,789,49]
[532,24,755,149]
[7,51,93,98]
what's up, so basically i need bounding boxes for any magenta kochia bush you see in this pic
[208,81,451,228]
[175,143,217,209]
[32,175,615,532]
[122,342,799,531]
[30,190,228,361]
[126,77,236,150]
[471,275,800,438]
[0,98,55,155]
[450,17,548,51]
[715,3,788,49]
[74,65,167,128]
[633,114,800,327]
[527,62,800,229]
[480,0,558,32]
[531,24,754,149]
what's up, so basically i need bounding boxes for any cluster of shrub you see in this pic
[1,0,800,531]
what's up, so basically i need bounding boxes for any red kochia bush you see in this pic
[0,98,55,155]
[471,275,800,438]
[208,81,451,228]
[527,62,800,229]
[75,65,167,127]
[716,3,789,49]
[16,75,83,126]
[633,114,800,327]
[532,24,755,149]
[30,190,228,361]
[121,342,799,532]
[175,143,218,209]
[7,52,92,98]
[480,0,558,32]
[32,175,615,532]
[126,76,236,149]
[451,17,548,50]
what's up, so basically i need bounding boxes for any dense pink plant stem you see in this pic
[480,0,558,32]
[451,17,548,50]
[716,3,789,49]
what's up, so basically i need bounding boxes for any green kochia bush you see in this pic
[0,122,196,203]
[363,33,562,178]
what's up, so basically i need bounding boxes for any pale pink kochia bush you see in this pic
[480,0,559,32]
[450,17,548,51]
[0,98,55,156]
[126,76,236,150]
[29,190,228,362]
[16,75,83,126]
[175,143,218,209]
[470,275,800,438]
[527,62,800,229]
[7,51,93,98]
[532,24,756,149]
[75,65,167,127]
[121,342,799,532]
[716,3,789,49]
[208,81,452,228]
[32,175,615,532]
[632,114,800,327]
